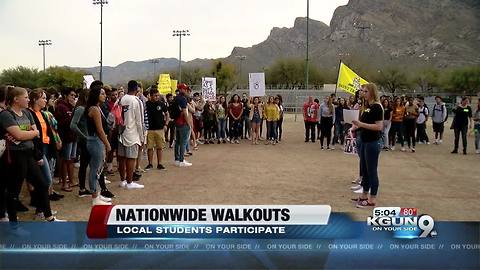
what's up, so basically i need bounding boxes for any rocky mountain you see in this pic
[76,0,480,84]
[229,0,480,76]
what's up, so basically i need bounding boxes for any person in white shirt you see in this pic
[117,80,145,189]
[416,97,430,144]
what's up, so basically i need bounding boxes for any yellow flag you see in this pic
[157,74,171,95]
[336,62,368,95]
[170,80,177,94]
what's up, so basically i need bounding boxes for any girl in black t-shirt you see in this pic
[451,97,473,154]
[352,83,384,208]
[0,87,63,221]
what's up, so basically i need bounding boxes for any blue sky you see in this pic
[0,0,348,71]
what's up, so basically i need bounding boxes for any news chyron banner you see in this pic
[86,205,332,239]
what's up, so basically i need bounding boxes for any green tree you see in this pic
[412,67,440,94]
[210,61,236,94]
[266,58,324,89]
[0,66,42,89]
[39,66,84,90]
[374,68,410,94]
[444,66,480,95]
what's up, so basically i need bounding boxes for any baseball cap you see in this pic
[177,83,191,91]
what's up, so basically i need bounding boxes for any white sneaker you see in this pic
[350,184,362,190]
[119,180,127,188]
[330,146,335,150]
[390,146,395,151]
[427,142,430,145]
[126,182,144,189]
[99,195,112,202]
[92,197,112,206]
[179,161,192,167]
[475,149,480,154]
[401,147,406,152]
[104,179,111,184]
[74,162,80,168]
[354,188,364,194]
[47,217,67,222]
[174,160,181,167]
[439,140,443,144]
[0,217,9,222]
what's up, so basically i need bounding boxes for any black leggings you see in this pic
[0,160,6,219]
[277,117,283,140]
[78,140,90,190]
[404,119,416,148]
[167,120,176,147]
[453,125,468,151]
[204,121,215,140]
[3,149,52,221]
[320,117,333,147]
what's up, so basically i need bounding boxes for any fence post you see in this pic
[295,95,298,122]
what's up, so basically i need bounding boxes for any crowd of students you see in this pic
[304,86,480,208]
[303,93,478,155]
[0,81,288,222]
[1,80,478,221]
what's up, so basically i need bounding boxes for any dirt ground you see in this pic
[17,114,480,222]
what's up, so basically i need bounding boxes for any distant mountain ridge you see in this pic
[74,0,480,84]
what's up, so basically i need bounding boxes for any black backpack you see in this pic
[169,97,182,120]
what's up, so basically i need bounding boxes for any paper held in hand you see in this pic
[343,109,359,124]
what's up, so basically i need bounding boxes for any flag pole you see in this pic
[334,60,342,95]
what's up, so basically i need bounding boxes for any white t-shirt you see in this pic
[119,94,144,147]
[417,105,429,124]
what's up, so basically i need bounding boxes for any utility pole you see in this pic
[93,0,108,81]
[172,30,190,83]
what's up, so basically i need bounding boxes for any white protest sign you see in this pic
[83,75,95,89]
[202,77,217,101]
[343,109,359,124]
[249,73,265,97]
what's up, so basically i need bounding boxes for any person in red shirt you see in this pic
[228,94,244,144]
[303,96,319,143]
[54,88,77,192]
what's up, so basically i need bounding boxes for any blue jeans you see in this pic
[333,122,345,146]
[266,121,278,141]
[359,139,381,196]
[217,118,226,139]
[175,125,190,162]
[40,144,53,186]
[86,136,104,193]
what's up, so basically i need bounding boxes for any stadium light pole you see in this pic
[38,40,52,71]
[150,59,159,80]
[235,55,246,89]
[297,0,310,122]
[93,0,108,81]
[172,30,190,83]
[305,0,310,91]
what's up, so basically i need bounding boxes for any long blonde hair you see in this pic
[363,83,380,104]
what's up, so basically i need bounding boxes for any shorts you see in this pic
[110,129,119,150]
[251,116,261,124]
[118,143,139,159]
[146,130,166,149]
[432,122,444,133]
[193,117,203,134]
[60,142,77,160]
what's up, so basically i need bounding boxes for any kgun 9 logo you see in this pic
[367,215,436,238]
